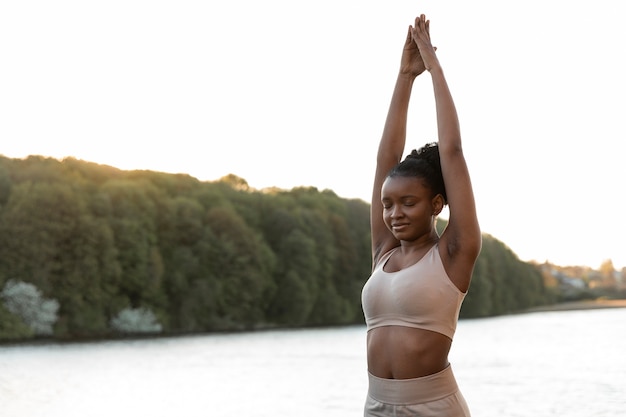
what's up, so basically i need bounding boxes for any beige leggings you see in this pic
[364,364,471,417]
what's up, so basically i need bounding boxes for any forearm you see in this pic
[430,67,461,153]
[371,71,416,262]
[431,65,480,252]
[377,73,416,164]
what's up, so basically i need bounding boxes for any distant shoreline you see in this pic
[523,299,626,313]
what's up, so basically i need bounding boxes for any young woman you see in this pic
[361,14,481,416]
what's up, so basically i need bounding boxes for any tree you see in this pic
[0,156,557,341]
[1,280,59,335]
[0,181,119,337]
[100,179,162,310]
[110,307,162,334]
[268,228,320,325]
[599,259,617,287]
[204,207,276,329]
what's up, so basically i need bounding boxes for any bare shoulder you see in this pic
[372,239,400,270]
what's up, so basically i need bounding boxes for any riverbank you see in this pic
[3,300,626,346]
[523,298,626,313]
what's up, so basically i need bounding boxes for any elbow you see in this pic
[439,137,463,155]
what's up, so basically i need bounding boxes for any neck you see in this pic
[401,233,439,252]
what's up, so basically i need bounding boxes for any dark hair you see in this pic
[387,142,447,204]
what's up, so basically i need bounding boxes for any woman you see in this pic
[361,14,481,416]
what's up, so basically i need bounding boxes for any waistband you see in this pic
[367,365,459,405]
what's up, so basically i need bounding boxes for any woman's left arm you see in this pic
[412,15,481,290]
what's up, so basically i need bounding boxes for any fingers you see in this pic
[412,14,428,30]
[409,25,416,41]
[404,25,415,47]
[418,14,428,32]
[409,14,434,50]
[412,14,431,41]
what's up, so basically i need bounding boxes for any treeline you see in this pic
[0,155,552,342]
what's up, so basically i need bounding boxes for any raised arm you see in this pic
[412,15,481,290]
[371,20,429,267]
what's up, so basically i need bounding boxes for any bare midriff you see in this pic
[367,326,452,379]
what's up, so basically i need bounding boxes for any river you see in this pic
[1,308,624,417]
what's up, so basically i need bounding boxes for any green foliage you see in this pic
[460,234,552,318]
[0,155,554,342]
[0,304,33,340]
[268,228,319,325]
[1,280,58,336]
[110,307,162,334]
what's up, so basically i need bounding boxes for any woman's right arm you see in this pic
[371,19,428,267]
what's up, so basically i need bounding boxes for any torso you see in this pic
[362,243,464,379]
[366,326,452,379]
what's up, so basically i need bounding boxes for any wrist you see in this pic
[396,73,416,90]
[427,63,443,75]
[397,71,418,82]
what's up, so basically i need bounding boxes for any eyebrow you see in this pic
[381,195,419,202]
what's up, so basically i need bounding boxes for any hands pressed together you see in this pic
[400,14,440,78]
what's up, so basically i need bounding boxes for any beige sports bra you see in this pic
[361,244,465,339]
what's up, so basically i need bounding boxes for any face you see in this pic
[381,176,442,241]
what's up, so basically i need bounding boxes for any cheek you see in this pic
[407,204,430,219]
[382,210,396,228]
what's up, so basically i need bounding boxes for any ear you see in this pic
[431,194,444,216]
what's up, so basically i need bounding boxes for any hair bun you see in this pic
[408,142,439,166]
[392,142,446,204]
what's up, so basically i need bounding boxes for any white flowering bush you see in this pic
[0,280,59,335]
[110,307,162,334]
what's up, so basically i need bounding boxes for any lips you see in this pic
[391,223,409,231]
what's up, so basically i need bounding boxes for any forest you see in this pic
[0,155,555,342]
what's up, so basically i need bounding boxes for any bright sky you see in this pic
[1,1,625,270]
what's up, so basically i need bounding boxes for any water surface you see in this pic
[1,308,624,417]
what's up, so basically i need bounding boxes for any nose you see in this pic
[389,205,404,219]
